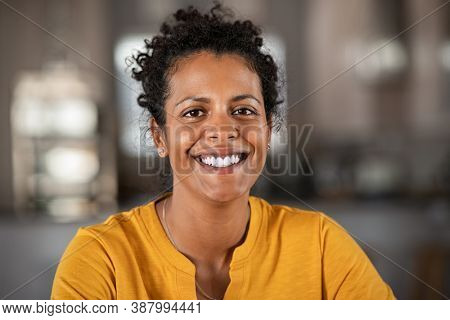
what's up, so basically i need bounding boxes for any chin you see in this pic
[200,186,249,203]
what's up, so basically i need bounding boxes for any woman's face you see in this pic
[153,50,271,202]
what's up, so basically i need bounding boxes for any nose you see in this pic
[203,113,239,142]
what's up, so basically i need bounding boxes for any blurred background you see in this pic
[0,0,449,299]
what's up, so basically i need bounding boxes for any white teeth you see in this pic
[198,153,244,168]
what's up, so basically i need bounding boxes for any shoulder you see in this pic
[251,196,326,243]
[56,205,146,265]
[52,204,152,299]
[76,204,151,248]
[252,196,355,251]
[51,209,146,299]
[253,196,327,231]
[263,200,376,279]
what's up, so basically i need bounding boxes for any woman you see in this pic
[51,4,396,300]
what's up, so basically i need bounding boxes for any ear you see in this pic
[150,118,167,157]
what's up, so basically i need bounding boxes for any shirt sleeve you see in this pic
[319,212,396,300]
[51,228,116,300]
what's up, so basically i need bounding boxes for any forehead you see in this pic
[167,51,262,100]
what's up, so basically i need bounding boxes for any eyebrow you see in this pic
[175,94,261,107]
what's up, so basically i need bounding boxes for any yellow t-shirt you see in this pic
[51,192,396,300]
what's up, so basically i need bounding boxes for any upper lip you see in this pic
[190,147,250,158]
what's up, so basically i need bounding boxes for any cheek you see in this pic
[167,126,197,167]
[242,124,269,145]
[242,126,269,164]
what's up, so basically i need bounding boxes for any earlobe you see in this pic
[158,147,166,157]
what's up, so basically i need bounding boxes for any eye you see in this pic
[182,109,206,118]
[232,107,256,116]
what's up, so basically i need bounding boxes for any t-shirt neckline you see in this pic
[142,191,264,277]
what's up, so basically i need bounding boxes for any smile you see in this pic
[192,152,249,172]
[197,153,248,167]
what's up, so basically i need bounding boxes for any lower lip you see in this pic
[192,156,247,175]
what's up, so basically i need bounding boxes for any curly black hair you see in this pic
[131,3,284,132]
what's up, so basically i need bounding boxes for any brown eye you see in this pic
[183,109,206,118]
[232,107,256,116]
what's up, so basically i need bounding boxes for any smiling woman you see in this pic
[51,4,396,300]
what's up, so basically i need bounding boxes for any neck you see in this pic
[164,186,250,270]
